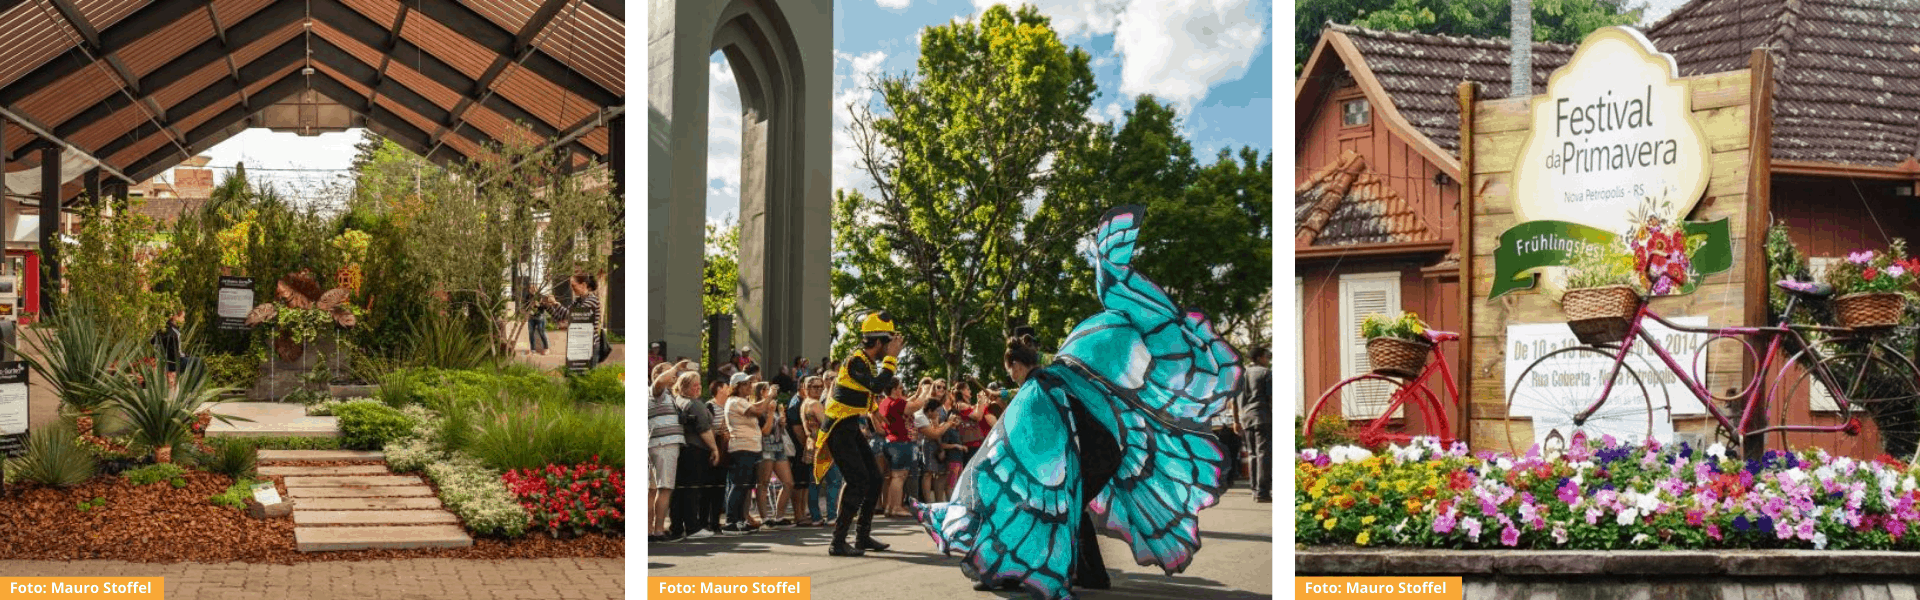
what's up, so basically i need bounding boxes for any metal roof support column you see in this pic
[38,144,59,318]
[606,113,623,337]
[0,119,8,269]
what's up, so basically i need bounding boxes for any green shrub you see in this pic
[98,360,241,462]
[205,439,257,478]
[468,396,623,471]
[10,424,98,487]
[76,497,107,512]
[436,399,475,454]
[424,454,528,537]
[386,438,438,474]
[201,353,261,391]
[308,397,380,416]
[13,299,141,417]
[211,478,253,510]
[407,311,493,371]
[569,364,624,405]
[349,352,400,385]
[122,463,186,486]
[334,401,417,450]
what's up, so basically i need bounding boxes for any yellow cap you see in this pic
[860,311,896,334]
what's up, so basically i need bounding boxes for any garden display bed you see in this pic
[1300,549,1920,599]
[0,471,622,563]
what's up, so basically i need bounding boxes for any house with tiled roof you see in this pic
[1298,0,1920,437]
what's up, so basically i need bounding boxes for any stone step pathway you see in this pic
[261,450,474,552]
[206,403,341,438]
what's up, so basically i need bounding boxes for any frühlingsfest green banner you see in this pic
[1489,218,1732,299]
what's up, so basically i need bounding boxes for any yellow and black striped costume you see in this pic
[812,350,898,480]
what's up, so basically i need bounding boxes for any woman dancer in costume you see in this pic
[814,312,905,556]
[912,205,1244,600]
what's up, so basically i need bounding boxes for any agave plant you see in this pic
[91,358,247,463]
[9,421,98,487]
[8,300,141,437]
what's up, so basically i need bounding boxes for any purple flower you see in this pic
[1552,526,1569,545]
[1849,250,1875,265]
[1733,515,1751,531]
[1557,480,1581,505]
[1796,520,1816,541]
[1433,510,1457,534]
[1501,525,1520,547]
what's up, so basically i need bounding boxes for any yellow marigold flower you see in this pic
[1361,515,1378,525]
[1356,530,1371,546]
[1323,518,1338,531]
[1407,499,1424,513]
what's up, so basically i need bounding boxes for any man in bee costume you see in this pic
[814,311,905,556]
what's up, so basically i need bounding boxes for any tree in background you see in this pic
[1295,0,1644,73]
[702,218,739,373]
[836,4,1101,379]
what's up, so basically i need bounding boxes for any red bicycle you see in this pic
[1301,329,1462,448]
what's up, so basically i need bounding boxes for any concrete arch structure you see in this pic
[648,0,832,370]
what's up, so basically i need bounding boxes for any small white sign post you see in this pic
[0,361,26,458]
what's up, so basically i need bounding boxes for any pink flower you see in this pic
[1849,250,1876,265]
[1552,526,1569,545]
[1501,525,1520,547]
[1462,517,1482,540]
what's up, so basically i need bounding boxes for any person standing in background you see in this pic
[1239,347,1272,503]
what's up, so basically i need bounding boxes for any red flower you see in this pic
[1865,267,1879,282]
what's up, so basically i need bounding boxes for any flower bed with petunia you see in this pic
[1298,437,1920,551]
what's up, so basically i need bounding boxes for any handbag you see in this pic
[594,329,613,364]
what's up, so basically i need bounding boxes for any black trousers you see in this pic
[1070,397,1119,587]
[825,419,882,538]
[1246,424,1272,498]
[670,446,710,535]
[1214,426,1243,489]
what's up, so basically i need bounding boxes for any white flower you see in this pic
[1813,532,1829,550]
[1329,445,1373,464]
[1631,533,1651,546]
[1635,492,1661,514]
[1618,508,1640,526]
[1903,476,1916,492]
[1495,457,1514,471]
[1299,448,1320,461]
[1707,443,1727,460]
[1785,469,1809,485]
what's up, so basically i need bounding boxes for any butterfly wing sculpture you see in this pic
[914,205,1245,599]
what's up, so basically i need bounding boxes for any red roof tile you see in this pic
[1296,150,1441,248]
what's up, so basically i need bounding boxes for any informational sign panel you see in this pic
[0,361,30,458]
[1504,317,1709,447]
[216,276,256,331]
[566,310,595,372]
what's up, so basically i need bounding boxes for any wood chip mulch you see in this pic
[0,471,623,563]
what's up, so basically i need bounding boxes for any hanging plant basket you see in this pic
[1366,336,1431,379]
[1562,285,1642,345]
[1834,292,1906,330]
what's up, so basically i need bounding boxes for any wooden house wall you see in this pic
[1297,82,1462,246]
[1300,259,1462,436]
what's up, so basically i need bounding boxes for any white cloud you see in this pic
[707,55,743,220]
[1114,0,1267,114]
[832,50,889,196]
[972,0,1125,39]
[878,0,911,9]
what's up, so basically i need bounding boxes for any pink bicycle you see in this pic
[1504,280,1920,459]
[1301,329,1462,448]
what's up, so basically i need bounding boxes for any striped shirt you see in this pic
[648,392,685,449]
[545,292,603,356]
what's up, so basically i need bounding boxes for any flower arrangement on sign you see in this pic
[1820,241,1917,329]
[1360,312,1430,379]
[1627,198,1707,297]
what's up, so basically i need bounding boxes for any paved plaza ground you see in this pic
[0,558,623,599]
[649,492,1274,598]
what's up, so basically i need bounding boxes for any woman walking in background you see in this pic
[525,284,549,355]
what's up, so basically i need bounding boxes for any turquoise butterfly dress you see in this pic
[911,205,1245,600]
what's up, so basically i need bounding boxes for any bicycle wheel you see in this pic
[1784,338,1920,461]
[1505,346,1660,457]
[1302,374,1445,450]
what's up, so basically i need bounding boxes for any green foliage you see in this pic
[1360,311,1426,341]
[76,496,107,512]
[406,310,494,371]
[1765,223,1831,328]
[12,299,143,416]
[334,401,417,450]
[201,353,261,391]
[569,364,624,405]
[62,196,177,337]
[122,462,186,486]
[1296,0,1642,73]
[1298,413,1358,451]
[436,399,476,455]
[9,423,98,487]
[205,439,257,478]
[423,454,529,537]
[703,218,740,319]
[467,381,623,471]
[96,360,240,460]
[210,478,254,510]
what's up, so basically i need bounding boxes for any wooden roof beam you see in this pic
[93,37,306,161]
[308,35,504,155]
[124,71,314,181]
[407,0,619,107]
[0,0,205,107]
[426,0,571,159]
[41,0,191,156]
[0,105,135,183]
[305,75,465,167]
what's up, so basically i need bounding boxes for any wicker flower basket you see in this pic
[1834,292,1906,330]
[1561,285,1642,345]
[1367,336,1432,379]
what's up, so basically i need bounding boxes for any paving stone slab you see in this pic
[205,403,340,438]
[258,465,390,476]
[284,485,436,498]
[295,525,472,552]
[257,450,385,462]
[292,497,446,510]
[281,476,424,487]
[293,510,461,526]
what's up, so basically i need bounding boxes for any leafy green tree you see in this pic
[836,4,1100,379]
[1296,0,1644,73]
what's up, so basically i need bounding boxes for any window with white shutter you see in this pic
[1806,257,1840,412]
[1339,272,1402,420]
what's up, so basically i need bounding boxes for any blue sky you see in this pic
[706,0,1274,222]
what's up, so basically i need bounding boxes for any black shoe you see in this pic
[856,536,891,552]
[647,535,663,543]
[973,580,997,591]
[1255,496,1274,503]
[829,539,865,557]
[1076,571,1111,590]
[720,523,752,536]
[661,532,684,543]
